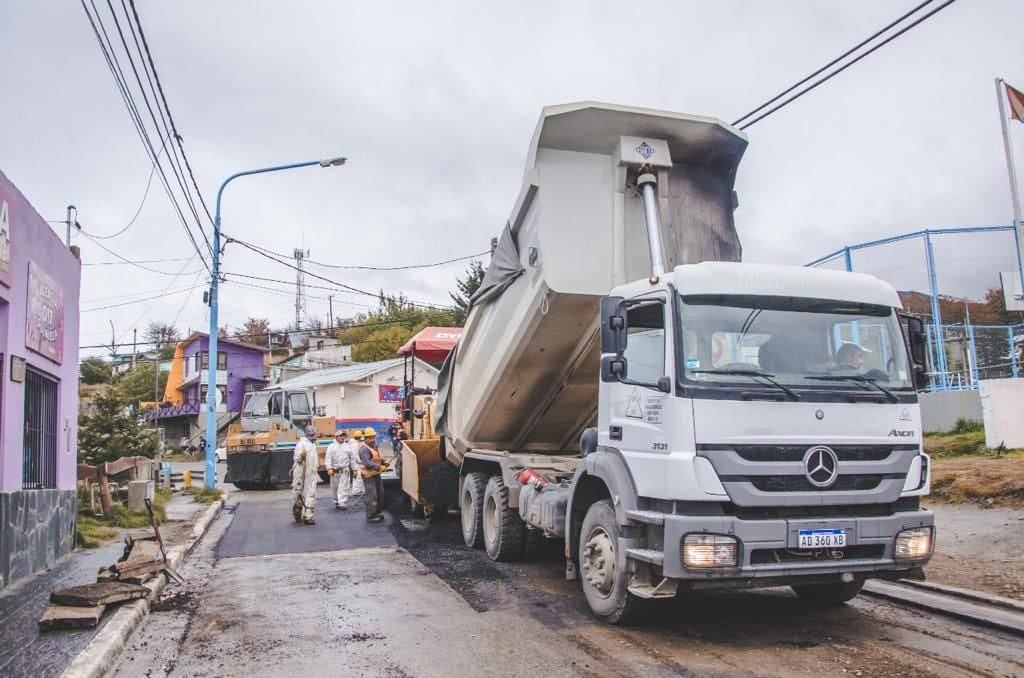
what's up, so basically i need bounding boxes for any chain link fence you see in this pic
[807,226,1024,391]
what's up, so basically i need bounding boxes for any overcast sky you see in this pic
[2,0,1023,359]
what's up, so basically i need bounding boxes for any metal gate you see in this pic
[23,367,58,489]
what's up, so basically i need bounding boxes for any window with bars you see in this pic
[23,367,58,490]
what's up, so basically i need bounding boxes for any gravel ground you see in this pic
[923,502,1024,601]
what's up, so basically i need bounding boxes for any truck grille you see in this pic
[747,474,888,493]
[724,445,908,463]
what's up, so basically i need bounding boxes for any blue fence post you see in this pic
[967,323,979,386]
[843,246,853,272]
[924,231,949,389]
[925,325,937,390]
[1011,327,1020,378]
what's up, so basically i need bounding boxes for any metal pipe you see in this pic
[995,78,1024,296]
[924,231,949,390]
[638,174,666,277]
[1009,327,1019,378]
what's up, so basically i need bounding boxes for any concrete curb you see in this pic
[60,498,225,678]
[864,580,1024,636]
[900,579,1024,614]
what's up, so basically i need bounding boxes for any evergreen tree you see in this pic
[450,260,485,326]
[78,390,159,464]
[80,356,113,385]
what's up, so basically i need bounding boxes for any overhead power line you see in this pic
[733,0,959,130]
[84,134,167,239]
[127,0,216,227]
[82,282,202,312]
[78,229,203,276]
[231,235,489,271]
[224,236,449,309]
[83,256,192,266]
[79,0,213,271]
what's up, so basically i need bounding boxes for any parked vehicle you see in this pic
[401,102,935,624]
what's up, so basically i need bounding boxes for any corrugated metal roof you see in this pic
[275,358,437,390]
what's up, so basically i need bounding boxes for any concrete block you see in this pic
[920,390,982,433]
[127,481,154,513]
[980,378,1024,449]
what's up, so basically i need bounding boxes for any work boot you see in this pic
[304,518,316,525]
[366,514,383,523]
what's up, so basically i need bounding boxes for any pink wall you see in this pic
[0,170,81,492]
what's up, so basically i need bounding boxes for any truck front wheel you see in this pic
[460,472,487,548]
[482,475,524,561]
[579,499,648,625]
[791,579,864,605]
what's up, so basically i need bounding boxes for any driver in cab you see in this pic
[834,342,868,371]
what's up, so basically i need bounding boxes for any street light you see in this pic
[204,156,347,489]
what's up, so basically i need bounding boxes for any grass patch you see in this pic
[923,430,989,458]
[76,515,118,548]
[186,487,222,504]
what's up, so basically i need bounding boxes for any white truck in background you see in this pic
[414,102,935,624]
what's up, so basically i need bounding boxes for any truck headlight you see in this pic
[894,527,933,560]
[682,533,738,568]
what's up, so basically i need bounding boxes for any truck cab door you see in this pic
[601,296,672,454]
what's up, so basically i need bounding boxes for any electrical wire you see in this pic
[84,134,167,239]
[82,283,203,312]
[79,0,213,271]
[224,238,449,309]
[734,0,959,130]
[228,235,489,271]
[78,229,203,276]
[127,0,216,228]
[83,257,192,266]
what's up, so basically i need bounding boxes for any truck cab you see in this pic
[239,387,313,434]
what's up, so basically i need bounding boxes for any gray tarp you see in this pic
[435,222,524,438]
[468,223,524,306]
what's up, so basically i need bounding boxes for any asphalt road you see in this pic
[112,486,1024,677]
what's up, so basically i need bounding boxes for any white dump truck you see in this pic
[415,102,935,624]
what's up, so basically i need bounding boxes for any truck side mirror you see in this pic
[913,366,929,392]
[601,355,628,382]
[905,316,927,366]
[600,296,627,354]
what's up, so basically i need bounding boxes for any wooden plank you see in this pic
[38,604,106,630]
[112,560,163,578]
[50,582,150,607]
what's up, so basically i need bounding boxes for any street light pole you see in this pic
[204,156,346,489]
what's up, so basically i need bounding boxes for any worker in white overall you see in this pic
[349,429,366,497]
[325,431,359,509]
[291,426,320,525]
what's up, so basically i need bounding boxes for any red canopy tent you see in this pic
[397,327,462,362]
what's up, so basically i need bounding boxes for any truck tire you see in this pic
[482,475,524,561]
[791,579,865,605]
[579,499,649,625]
[460,472,487,548]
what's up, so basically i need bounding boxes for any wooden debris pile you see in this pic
[39,504,184,631]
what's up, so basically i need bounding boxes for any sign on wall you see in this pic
[378,384,403,403]
[0,192,11,288]
[25,261,64,363]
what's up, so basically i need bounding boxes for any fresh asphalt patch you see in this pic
[215,488,395,559]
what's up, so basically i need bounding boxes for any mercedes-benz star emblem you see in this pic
[803,446,839,488]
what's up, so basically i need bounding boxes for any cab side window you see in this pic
[623,301,666,386]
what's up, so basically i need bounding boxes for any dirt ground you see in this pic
[928,453,1024,507]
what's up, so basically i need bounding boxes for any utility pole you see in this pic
[205,155,346,490]
[328,294,334,328]
[65,205,77,248]
[132,329,138,369]
[293,248,308,330]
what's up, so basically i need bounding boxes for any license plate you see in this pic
[798,529,846,549]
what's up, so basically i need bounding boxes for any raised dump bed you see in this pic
[441,102,747,461]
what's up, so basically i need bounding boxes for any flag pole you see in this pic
[995,77,1024,298]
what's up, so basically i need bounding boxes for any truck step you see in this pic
[626,548,664,566]
[625,510,665,526]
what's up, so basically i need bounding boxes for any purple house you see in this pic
[145,332,267,445]
[0,170,81,590]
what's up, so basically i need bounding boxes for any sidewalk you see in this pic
[0,494,206,678]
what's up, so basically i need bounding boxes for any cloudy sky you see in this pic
[2,0,1023,359]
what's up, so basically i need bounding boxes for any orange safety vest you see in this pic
[359,443,383,478]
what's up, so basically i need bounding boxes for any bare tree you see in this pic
[144,321,181,349]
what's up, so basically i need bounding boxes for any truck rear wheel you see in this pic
[482,475,524,561]
[579,499,648,625]
[791,579,865,605]
[460,472,487,548]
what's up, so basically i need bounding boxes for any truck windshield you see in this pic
[679,294,913,393]
[244,392,270,416]
[288,393,311,416]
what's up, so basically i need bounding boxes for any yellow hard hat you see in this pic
[352,429,364,440]
[363,426,377,437]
